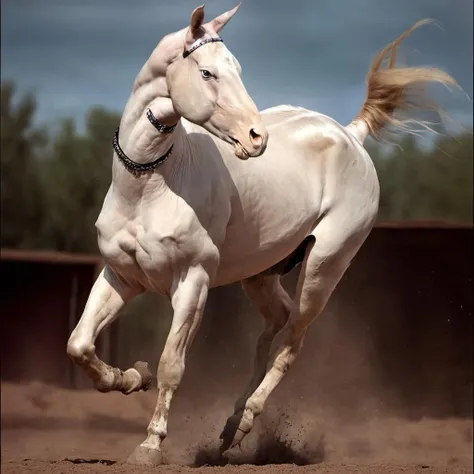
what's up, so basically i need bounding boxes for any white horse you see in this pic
[67,5,458,466]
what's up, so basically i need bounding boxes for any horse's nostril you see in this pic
[249,128,263,149]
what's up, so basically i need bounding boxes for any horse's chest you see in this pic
[96,211,214,293]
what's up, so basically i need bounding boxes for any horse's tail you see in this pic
[348,19,459,143]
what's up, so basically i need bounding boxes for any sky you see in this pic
[2,0,473,135]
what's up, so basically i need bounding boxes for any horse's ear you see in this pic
[190,5,205,34]
[209,3,241,34]
[185,5,205,47]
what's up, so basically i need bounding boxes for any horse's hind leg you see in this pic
[67,265,152,394]
[220,274,294,444]
[220,217,373,451]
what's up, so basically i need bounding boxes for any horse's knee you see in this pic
[66,335,94,365]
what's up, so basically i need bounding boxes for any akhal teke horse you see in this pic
[66,4,459,466]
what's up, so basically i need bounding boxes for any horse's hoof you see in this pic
[126,445,163,466]
[220,407,255,452]
[133,361,153,391]
[219,411,245,452]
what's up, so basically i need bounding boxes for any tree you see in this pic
[1,81,48,248]
[40,107,120,253]
[371,133,473,224]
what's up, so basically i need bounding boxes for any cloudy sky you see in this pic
[2,0,473,133]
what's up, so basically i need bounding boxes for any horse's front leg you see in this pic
[67,265,152,394]
[127,264,212,466]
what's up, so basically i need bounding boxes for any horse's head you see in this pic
[164,5,268,159]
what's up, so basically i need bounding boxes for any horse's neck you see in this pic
[109,65,186,193]
[118,75,178,160]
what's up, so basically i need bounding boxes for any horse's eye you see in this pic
[201,69,212,79]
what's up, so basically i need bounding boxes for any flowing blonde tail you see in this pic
[354,19,460,141]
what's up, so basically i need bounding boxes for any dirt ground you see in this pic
[2,381,472,474]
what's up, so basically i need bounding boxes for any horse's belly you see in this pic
[213,204,318,287]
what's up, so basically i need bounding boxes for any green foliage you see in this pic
[40,107,120,252]
[1,81,472,254]
[1,81,120,252]
[1,81,48,248]
[370,134,473,223]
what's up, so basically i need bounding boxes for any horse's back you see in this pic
[260,104,380,227]
[260,104,374,185]
[261,104,362,149]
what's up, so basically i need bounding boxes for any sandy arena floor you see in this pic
[2,381,472,474]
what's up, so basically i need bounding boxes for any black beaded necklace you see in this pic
[113,108,177,176]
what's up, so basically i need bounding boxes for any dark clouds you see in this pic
[2,0,472,131]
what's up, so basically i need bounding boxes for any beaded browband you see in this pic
[113,108,177,176]
[183,37,223,58]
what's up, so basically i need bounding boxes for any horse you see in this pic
[66,4,458,466]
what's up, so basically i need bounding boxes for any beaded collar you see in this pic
[113,108,177,176]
